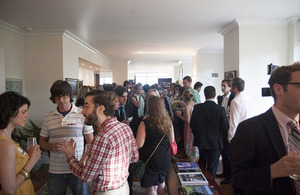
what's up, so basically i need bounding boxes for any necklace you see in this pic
[2,130,13,142]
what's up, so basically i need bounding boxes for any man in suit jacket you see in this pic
[216,79,235,184]
[190,86,228,178]
[232,62,300,194]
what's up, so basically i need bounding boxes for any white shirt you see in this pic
[221,92,231,108]
[40,105,93,174]
[227,92,256,141]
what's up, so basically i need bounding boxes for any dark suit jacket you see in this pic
[232,108,295,195]
[217,92,235,107]
[115,105,133,122]
[190,100,228,150]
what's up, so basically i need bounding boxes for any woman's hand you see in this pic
[28,144,41,163]
[58,138,76,156]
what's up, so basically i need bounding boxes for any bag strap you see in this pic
[145,135,166,165]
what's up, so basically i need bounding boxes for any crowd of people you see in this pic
[1,61,300,195]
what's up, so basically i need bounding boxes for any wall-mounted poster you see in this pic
[5,78,23,94]
[158,78,172,88]
[65,78,79,95]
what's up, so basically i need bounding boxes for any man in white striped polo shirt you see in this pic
[40,80,94,195]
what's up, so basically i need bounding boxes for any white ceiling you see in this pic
[0,0,299,67]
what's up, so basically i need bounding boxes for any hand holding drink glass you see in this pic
[27,137,37,151]
[26,137,41,161]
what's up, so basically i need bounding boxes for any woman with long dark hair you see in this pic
[136,96,175,195]
[0,91,41,195]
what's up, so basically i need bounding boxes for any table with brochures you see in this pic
[166,163,222,195]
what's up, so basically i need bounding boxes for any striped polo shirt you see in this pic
[40,105,93,174]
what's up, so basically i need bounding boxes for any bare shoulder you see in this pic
[0,139,15,157]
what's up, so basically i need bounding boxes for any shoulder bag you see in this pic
[129,135,166,178]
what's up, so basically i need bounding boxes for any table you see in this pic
[166,164,222,195]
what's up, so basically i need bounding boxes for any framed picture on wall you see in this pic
[224,70,237,80]
[65,78,79,95]
[5,78,23,94]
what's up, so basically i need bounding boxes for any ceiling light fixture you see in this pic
[127,60,131,65]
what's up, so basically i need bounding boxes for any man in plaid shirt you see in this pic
[59,90,139,194]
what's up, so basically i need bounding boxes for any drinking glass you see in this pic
[27,137,37,151]
[56,137,65,157]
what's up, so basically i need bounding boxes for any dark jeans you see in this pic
[221,140,232,178]
[47,173,88,195]
[198,149,221,178]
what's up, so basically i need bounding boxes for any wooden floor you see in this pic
[31,152,235,195]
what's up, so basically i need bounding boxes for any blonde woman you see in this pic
[175,90,197,160]
[75,86,91,108]
[0,91,41,195]
[136,96,175,195]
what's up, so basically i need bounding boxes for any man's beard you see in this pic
[85,108,98,126]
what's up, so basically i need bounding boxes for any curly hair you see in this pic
[146,96,172,135]
[49,80,74,103]
[0,91,30,129]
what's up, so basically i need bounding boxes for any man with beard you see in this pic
[58,90,139,194]
[40,80,94,195]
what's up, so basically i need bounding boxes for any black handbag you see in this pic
[129,135,165,178]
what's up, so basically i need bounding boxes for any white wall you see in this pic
[79,67,95,86]
[63,32,111,80]
[110,59,128,85]
[0,48,5,94]
[182,59,193,79]
[239,22,288,115]
[24,34,64,125]
[195,52,224,101]
[0,24,25,92]
[288,18,300,63]
[223,22,239,74]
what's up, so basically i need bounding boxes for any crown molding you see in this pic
[63,30,111,62]
[288,16,300,24]
[219,20,238,36]
[0,20,24,36]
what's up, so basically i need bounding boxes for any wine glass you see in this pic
[56,137,66,157]
[27,137,37,152]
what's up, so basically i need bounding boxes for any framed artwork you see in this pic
[65,78,79,95]
[224,70,237,80]
[5,78,23,94]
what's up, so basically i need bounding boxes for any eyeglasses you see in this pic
[288,82,300,85]
[55,95,69,100]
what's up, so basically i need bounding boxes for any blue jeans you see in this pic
[47,173,88,195]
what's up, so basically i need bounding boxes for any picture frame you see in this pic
[5,78,23,94]
[65,78,79,96]
[224,70,237,80]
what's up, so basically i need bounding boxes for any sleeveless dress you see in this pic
[139,119,171,187]
[0,134,35,195]
[184,106,199,161]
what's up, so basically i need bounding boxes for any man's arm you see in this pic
[228,100,239,142]
[84,133,94,144]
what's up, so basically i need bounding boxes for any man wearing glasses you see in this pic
[40,80,94,195]
[232,62,300,194]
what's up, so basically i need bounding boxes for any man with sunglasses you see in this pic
[40,80,94,195]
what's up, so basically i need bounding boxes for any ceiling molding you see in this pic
[219,20,238,36]
[288,16,300,24]
[63,30,111,63]
[0,20,24,36]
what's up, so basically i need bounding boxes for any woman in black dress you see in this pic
[136,96,175,195]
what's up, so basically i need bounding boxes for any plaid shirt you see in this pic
[67,117,139,191]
